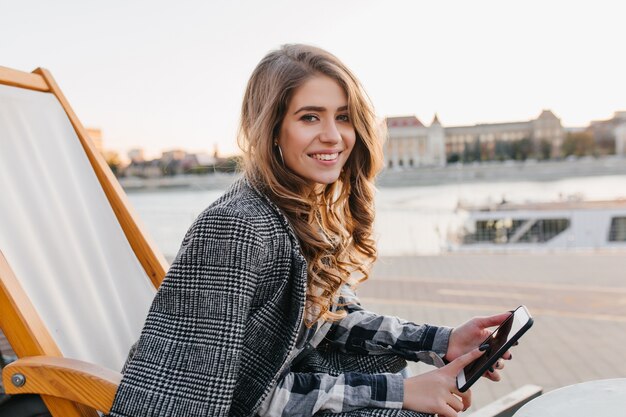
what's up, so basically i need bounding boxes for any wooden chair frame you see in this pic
[0,66,169,416]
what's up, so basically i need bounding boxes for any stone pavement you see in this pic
[361,252,626,413]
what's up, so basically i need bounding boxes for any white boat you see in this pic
[451,199,626,251]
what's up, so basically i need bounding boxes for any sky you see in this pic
[2,0,625,159]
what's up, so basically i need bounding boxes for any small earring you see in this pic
[276,145,285,165]
[274,138,284,165]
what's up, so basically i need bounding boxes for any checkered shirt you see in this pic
[258,286,451,416]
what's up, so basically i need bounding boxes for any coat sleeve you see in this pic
[324,285,451,367]
[108,208,265,417]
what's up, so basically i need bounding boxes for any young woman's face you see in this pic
[277,75,356,185]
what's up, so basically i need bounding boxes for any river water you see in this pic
[127,175,626,258]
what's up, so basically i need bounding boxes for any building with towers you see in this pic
[384,114,446,168]
[384,110,564,168]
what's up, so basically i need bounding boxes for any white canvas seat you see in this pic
[0,83,156,370]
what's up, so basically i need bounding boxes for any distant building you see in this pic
[588,111,626,155]
[384,110,564,168]
[128,148,145,163]
[446,110,564,161]
[123,148,224,178]
[384,115,446,168]
[124,158,161,178]
[194,152,217,167]
[160,149,187,176]
[161,149,187,163]
[182,152,217,173]
[124,148,157,177]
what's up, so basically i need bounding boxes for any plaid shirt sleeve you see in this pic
[258,286,453,416]
[257,371,405,416]
[325,285,452,367]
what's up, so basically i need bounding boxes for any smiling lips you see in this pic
[309,152,340,161]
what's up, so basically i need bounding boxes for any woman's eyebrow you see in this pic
[293,105,349,114]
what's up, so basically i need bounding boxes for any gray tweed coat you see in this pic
[108,178,429,417]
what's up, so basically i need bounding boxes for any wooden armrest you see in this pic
[1,356,121,413]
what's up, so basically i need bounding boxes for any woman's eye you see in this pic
[301,114,319,122]
[337,114,350,122]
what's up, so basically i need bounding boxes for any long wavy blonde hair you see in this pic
[238,44,384,326]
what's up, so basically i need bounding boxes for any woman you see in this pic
[109,44,512,417]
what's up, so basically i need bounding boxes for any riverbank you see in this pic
[377,155,626,187]
[118,156,626,192]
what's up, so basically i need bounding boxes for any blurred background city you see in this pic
[2,0,626,412]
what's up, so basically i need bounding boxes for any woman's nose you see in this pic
[319,121,342,143]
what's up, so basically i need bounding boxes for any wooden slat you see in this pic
[41,396,98,417]
[34,67,169,289]
[0,66,49,91]
[3,356,121,413]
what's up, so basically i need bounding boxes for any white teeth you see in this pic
[311,153,339,161]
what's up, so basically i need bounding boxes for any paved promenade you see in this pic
[362,252,626,413]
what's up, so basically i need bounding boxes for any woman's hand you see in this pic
[403,348,485,417]
[444,313,513,381]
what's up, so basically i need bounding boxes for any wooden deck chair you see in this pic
[0,66,169,416]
